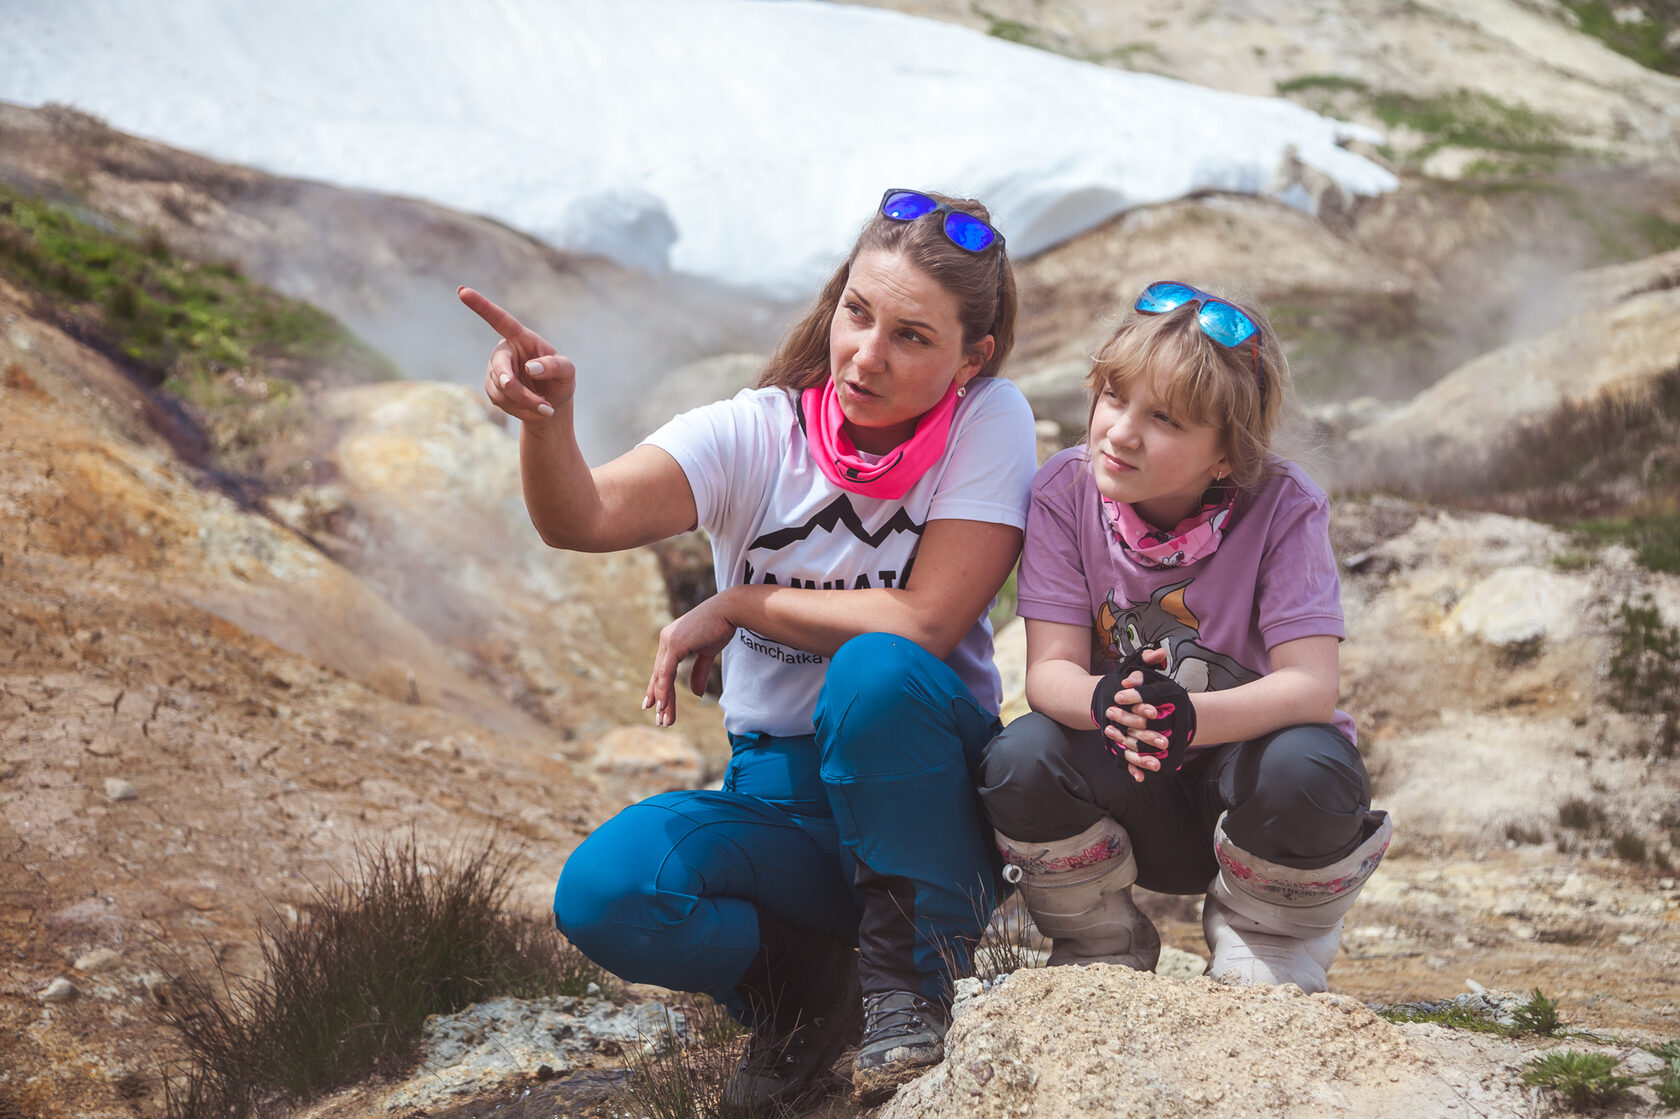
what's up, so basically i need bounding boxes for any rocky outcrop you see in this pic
[887,967,1532,1119]
[1335,255,1680,489]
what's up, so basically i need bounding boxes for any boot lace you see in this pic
[861,991,940,1045]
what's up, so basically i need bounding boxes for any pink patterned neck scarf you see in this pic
[800,378,961,500]
[1103,489,1236,568]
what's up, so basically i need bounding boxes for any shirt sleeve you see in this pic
[1015,450,1100,627]
[926,378,1038,528]
[640,388,774,541]
[1255,475,1346,648]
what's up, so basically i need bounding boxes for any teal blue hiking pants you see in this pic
[553,632,1003,1019]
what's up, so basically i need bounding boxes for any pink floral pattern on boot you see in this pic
[1213,833,1390,906]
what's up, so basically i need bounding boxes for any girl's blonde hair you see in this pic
[1085,286,1290,490]
[758,191,1016,392]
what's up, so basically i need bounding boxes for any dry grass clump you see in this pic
[158,834,608,1119]
[618,996,764,1119]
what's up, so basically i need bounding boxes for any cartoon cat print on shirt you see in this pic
[1095,578,1259,694]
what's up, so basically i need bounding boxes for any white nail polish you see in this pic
[499,373,511,387]
[526,360,542,375]
[537,403,554,417]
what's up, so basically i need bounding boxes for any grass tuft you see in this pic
[1520,1050,1637,1108]
[1559,797,1607,832]
[1612,830,1650,864]
[619,996,774,1119]
[158,834,610,1119]
[1511,988,1563,1036]
[1606,594,1680,717]
[1656,1052,1680,1108]
[967,893,1047,984]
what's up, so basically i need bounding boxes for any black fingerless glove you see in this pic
[1089,649,1196,776]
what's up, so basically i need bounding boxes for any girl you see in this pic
[978,281,1391,994]
[461,189,1036,1105]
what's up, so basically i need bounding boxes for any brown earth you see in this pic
[0,272,725,1119]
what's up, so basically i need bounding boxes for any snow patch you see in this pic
[0,0,1396,298]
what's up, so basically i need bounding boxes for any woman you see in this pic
[458,188,1036,1107]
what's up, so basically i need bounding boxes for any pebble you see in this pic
[104,778,137,801]
[74,948,122,974]
[38,977,77,1003]
[1156,945,1208,979]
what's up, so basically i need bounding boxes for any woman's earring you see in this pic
[956,384,967,398]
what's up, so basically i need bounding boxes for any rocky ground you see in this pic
[3,0,1680,1115]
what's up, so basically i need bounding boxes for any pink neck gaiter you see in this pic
[800,378,962,500]
[1102,489,1236,568]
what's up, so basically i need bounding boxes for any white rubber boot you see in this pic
[1203,811,1393,994]
[995,817,1161,971]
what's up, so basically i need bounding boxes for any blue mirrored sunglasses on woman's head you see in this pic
[879,188,1005,253]
[1134,281,1266,402]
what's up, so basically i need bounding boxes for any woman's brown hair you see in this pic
[758,191,1016,392]
[1085,286,1290,490]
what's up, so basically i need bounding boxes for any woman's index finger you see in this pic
[458,286,531,344]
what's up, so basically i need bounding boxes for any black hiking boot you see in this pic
[849,989,950,1105]
[720,910,862,1113]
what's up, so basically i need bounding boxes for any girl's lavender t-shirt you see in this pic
[1019,448,1355,743]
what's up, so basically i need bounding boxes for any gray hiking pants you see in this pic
[977,714,1376,894]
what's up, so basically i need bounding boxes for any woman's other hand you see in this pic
[458,286,575,422]
[644,591,739,727]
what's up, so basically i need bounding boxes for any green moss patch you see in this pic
[1,183,396,487]
[0,183,393,392]
[1564,1,1680,76]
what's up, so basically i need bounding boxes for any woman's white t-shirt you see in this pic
[642,377,1037,736]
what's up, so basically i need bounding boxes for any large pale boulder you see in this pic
[1448,564,1594,648]
[882,966,1536,1118]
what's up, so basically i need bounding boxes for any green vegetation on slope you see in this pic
[0,183,393,392]
[1563,0,1680,76]
[0,182,395,486]
[1275,78,1579,177]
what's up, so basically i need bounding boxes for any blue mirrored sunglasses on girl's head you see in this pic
[879,188,1005,253]
[1134,281,1266,401]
